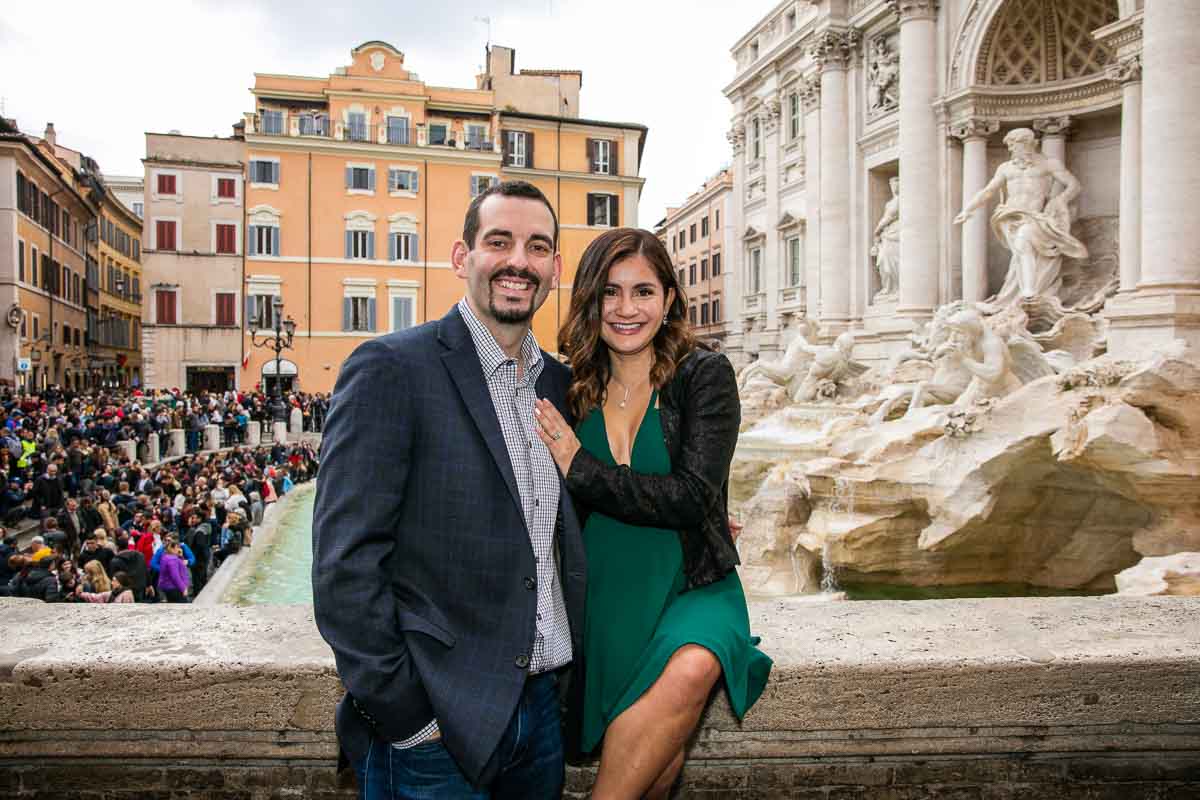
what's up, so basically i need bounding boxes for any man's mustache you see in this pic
[490,267,541,289]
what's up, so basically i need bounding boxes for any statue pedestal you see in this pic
[246,421,261,446]
[146,433,159,464]
[203,425,221,451]
[272,421,288,445]
[167,430,186,458]
[116,441,136,462]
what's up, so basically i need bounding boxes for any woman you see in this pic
[95,489,119,535]
[534,228,771,799]
[82,559,111,594]
[75,570,134,603]
[156,542,190,603]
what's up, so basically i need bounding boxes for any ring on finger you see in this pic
[552,431,563,441]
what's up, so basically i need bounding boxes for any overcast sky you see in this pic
[1,0,768,228]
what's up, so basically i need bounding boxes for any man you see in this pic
[58,497,85,558]
[182,512,212,595]
[313,180,586,799]
[110,534,148,602]
[30,463,65,522]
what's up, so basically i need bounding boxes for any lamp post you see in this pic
[250,296,296,422]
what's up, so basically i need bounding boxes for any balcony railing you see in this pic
[245,113,499,154]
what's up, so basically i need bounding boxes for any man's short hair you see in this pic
[462,180,558,251]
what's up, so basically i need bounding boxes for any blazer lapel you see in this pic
[439,308,525,519]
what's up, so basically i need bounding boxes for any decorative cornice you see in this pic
[890,0,939,22]
[1107,54,1143,85]
[1032,116,1073,138]
[949,117,999,142]
[808,30,860,73]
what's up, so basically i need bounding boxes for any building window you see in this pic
[155,289,177,325]
[701,302,710,325]
[678,268,686,286]
[751,118,762,159]
[156,174,177,196]
[32,316,38,340]
[248,224,279,257]
[261,109,283,135]
[155,220,177,251]
[592,139,611,175]
[716,209,720,228]
[30,247,38,286]
[712,297,721,322]
[389,232,418,262]
[689,305,697,326]
[428,123,448,146]
[216,223,238,255]
[344,295,375,332]
[789,92,801,141]
[61,266,69,299]
[346,165,376,192]
[701,217,709,237]
[391,294,415,332]
[466,124,488,150]
[388,168,419,193]
[249,159,279,185]
[17,240,24,282]
[787,236,802,286]
[299,113,329,136]
[386,116,411,145]
[247,294,276,329]
[217,178,236,199]
[713,252,721,276]
[348,112,369,142]
[701,257,708,280]
[689,263,696,285]
[504,130,529,167]
[786,10,796,31]
[678,231,686,250]
[587,194,618,227]
[749,248,762,294]
[132,201,143,218]
[689,223,697,244]
[470,175,497,198]
[215,292,236,326]
[346,229,375,260]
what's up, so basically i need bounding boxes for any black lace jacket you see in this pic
[564,348,740,589]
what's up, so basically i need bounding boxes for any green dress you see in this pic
[578,391,773,754]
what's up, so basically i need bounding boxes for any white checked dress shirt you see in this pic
[394,300,572,749]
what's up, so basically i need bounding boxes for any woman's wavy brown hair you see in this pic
[559,227,695,420]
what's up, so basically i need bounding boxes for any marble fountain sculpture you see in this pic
[733,132,1200,599]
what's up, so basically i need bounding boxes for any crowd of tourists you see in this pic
[0,385,321,604]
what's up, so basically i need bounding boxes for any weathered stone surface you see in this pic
[1116,553,1200,596]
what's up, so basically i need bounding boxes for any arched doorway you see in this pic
[261,358,298,396]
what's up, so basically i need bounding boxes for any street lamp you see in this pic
[250,295,296,422]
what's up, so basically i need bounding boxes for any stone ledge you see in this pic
[1,596,1198,796]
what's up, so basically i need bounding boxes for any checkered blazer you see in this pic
[312,305,586,785]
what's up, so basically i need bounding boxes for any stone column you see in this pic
[273,421,288,444]
[802,76,822,319]
[146,433,160,465]
[246,420,261,446]
[289,407,303,435]
[810,30,856,330]
[951,118,999,303]
[203,424,221,451]
[724,119,747,361]
[1109,55,1143,293]
[896,0,940,321]
[167,429,186,458]
[117,441,136,462]
[1033,117,1072,165]
[762,95,784,350]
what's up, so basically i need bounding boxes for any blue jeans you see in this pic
[355,672,563,800]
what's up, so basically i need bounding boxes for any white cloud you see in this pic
[0,0,766,226]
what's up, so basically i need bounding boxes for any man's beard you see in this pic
[487,268,541,324]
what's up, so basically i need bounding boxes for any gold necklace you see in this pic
[609,375,648,409]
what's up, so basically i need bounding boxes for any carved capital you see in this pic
[800,76,822,111]
[890,0,939,22]
[949,117,999,142]
[808,29,859,72]
[727,123,747,154]
[1033,116,1073,138]
[1107,53,1143,85]
[762,97,782,133]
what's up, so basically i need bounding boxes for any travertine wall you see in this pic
[1,597,1198,798]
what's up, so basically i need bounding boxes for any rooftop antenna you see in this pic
[474,16,491,48]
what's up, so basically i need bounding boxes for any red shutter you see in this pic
[157,291,177,325]
[218,178,235,198]
[216,293,235,326]
[216,224,235,254]
[157,174,176,195]
[157,221,176,251]
[610,139,619,175]
[586,138,596,173]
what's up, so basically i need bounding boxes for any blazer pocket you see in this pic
[397,610,457,648]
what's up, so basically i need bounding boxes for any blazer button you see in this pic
[515,654,530,669]
[524,576,537,590]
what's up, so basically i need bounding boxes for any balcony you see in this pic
[744,292,765,311]
[245,113,499,154]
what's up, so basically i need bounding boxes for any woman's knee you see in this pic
[663,645,721,703]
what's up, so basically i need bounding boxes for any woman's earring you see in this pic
[662,314,669,324]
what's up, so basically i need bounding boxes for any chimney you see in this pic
[43,122,56,147]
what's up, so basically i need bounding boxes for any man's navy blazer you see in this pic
[312,305,586,785]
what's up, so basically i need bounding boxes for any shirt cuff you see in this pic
[391,718,439,749]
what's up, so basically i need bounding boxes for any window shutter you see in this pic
[345,231,353,259]
[500,128,510,165]
[345,167,353,188]
[610,140,619,175]
[246,295,255,327]
[412,170,420,193]
[586,194,596,226]
[367,232,375,260]
[247,225,257,256]
[388,233,397,262]
[271,227,280,257]
[525,132,534,168]
[609,195,619,227]
[272,162,280,184]
[367,168,376,192]
[411,234,419,262]
[586,138,596,172]
[342,298,352,331]
[367,298,377,332]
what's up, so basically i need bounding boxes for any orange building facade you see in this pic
[242,41,647,393]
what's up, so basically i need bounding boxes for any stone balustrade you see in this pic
[1,596,1198,798]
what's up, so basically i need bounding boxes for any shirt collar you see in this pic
[457,299,543,379]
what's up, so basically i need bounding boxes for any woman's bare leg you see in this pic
[591,645,721,799]
[645,749,686,800]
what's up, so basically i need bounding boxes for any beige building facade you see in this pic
[659,170,734,346]
[142,132,246,392]
[722,0,1184,366]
